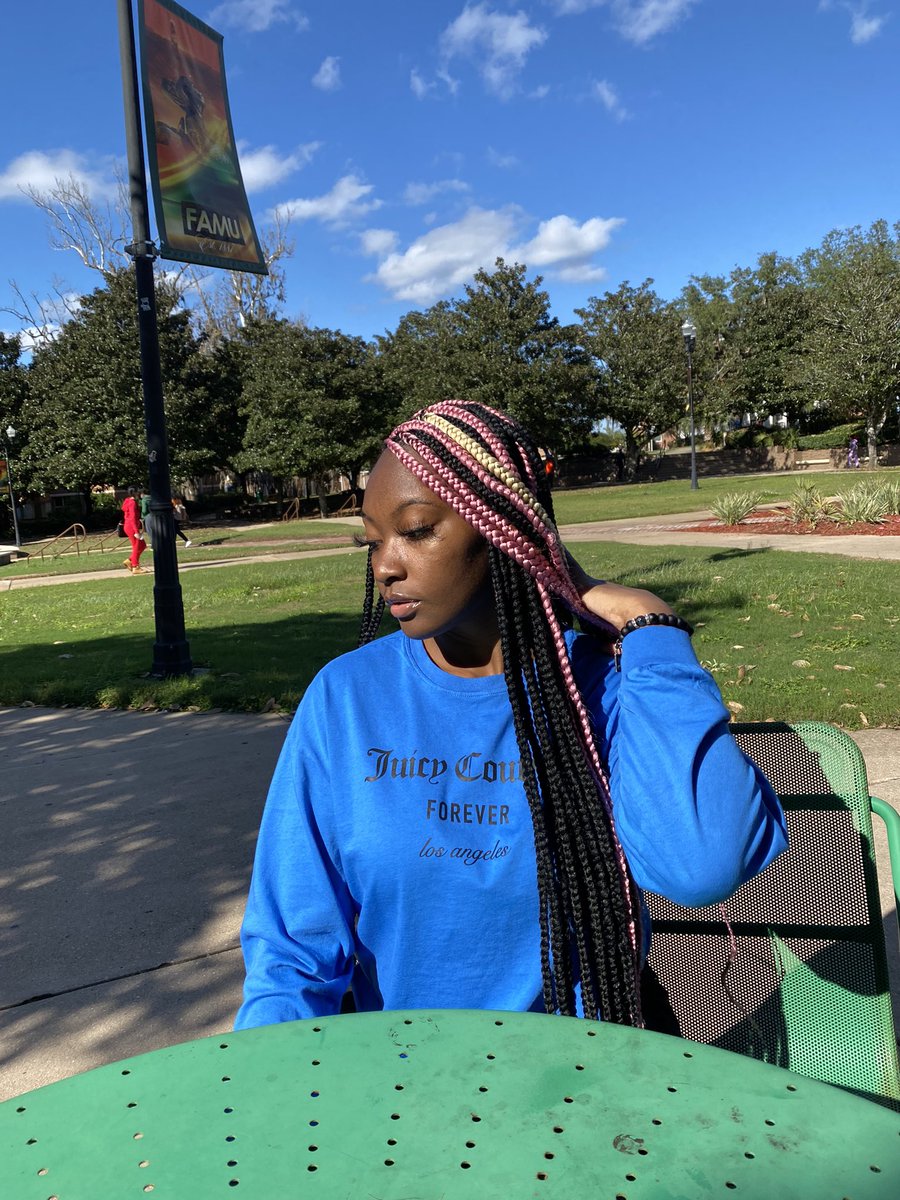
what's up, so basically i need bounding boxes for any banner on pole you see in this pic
[0,460,8,488]
[138,0,267,274]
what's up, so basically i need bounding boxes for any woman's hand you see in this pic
[565,553,675,633]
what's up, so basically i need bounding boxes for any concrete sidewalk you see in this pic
[0,705,898,1104]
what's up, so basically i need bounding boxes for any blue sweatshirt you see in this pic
[235,626,786,1028]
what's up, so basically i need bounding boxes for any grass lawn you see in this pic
[1,542,896,728]
[1,521,359,578]
[550,468,899,525]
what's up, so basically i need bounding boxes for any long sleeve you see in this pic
[234,686,357,1029]
[574,626,787,908]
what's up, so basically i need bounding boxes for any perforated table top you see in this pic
[2,1010,898,1198]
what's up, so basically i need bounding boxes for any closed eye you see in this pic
[352,534,378,550]
[400,524,437,542]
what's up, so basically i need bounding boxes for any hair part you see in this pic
[358,400,643,1025]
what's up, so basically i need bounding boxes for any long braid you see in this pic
[362,400,643,1025]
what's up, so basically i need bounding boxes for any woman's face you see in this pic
[359,450,493,643]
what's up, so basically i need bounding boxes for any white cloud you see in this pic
[207,1,309,33]
[486,146,520,168]
[440,4,547,98]
[360,228,400,256]
[365,205,624,303]
[0,150,117,202]
[272,174,381,226]
[549,1,697,45]
[312,56,342,91]
[403,179,470,205]
[819,1,887,45]
[592,79,629,120]
[410,69,434,98]
[237,141,320,192]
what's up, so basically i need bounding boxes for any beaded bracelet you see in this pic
[613,612,694,671]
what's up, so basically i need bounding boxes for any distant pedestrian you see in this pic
[172,496,193,547]
[847,437,860,469]
[139,489,153,546]
[121,488,147,574]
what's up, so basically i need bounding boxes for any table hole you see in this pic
[651,1119,662,1126]
[466,1141,476,1149]
[127,1102,138,1109]
[870,1166,882,1174]
[310,1091,320,1098]
[682,1051,693,1059]
[399,1053,408,1059]
[625,1174,637,1182]
[615,1194,627,1199]
[385,1159,395,1167]
[471,1114,482,1123]
[391,1113,401,1121]
[394,1084,404,1091]
[143,1187,154,1194]
[219,1043,229,1050]
[312,1026,322,1033]
[486,1053,496,1060]
[638,1148,649,1156]
[460,1161,472,1169]
[536,1172,549,1181]
[224,1107,234,1114]
[744,1153,755,1160]
[309,1121,319,1128]
[563,1096,574,1104]
[139,1160,150,1168]
[494,1020,504,1026]
[552,1126,564,1134]
[786,1085,796,1092]
[575,1064,585,1071]
[133,1133,144,1140]
[586,1029,597,1037]
[221,1076,231,1082]
[308,1145,318,1153]
[121,1070,131,1076]
[403,1019,413,1025]
[307,1164,317,1173]
[227,1161,237,1168]
[544,1152,555,1160]
[311,1060,321,1067]
[764,1119,775,1127]
[478,1086,489,1093]
[387,1139,397,1147]
[16,1107,26,1113]
[228,1181,239,1188]
[48,1195,59,1200]
[37,1169,48,1177]
[226,1136,236,1143]
[666,1086,677,1093]
[725,1183,737,1190]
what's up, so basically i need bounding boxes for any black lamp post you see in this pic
[680,318,699,491]
[3,425,22,549]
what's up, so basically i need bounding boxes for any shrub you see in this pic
[834,483,893,525]
[796,423,864,451]
[789,483,838,526]
[710,491,764,525]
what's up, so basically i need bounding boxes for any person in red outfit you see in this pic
[121,487,147,574]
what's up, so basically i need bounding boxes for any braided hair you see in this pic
[358,400,642,1025]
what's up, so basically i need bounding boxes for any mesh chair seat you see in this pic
[643,721,900,1110]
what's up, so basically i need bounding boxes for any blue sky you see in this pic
[2,1,898,347]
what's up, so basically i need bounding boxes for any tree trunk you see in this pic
[316,473,329,519]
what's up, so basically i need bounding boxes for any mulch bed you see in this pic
[680,509,900,536]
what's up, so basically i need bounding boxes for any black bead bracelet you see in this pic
[613,612,694,671]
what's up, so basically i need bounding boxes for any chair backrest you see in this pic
[643,720,900,1110]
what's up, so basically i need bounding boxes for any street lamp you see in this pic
[680,318,699,491]
[3,425,22,549]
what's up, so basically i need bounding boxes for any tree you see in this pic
[378,260,595,451]
[795,220,900,463]
[22,268,203,503]
[576,280,685,474]
[241,322,393,513]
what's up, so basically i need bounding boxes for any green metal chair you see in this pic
[643,721,900,1110]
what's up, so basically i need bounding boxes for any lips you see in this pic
[385,595,421,620]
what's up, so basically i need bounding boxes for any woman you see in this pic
[121,486,147,575]
[236,401,786,1029]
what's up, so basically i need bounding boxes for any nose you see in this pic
[371,541,404,587]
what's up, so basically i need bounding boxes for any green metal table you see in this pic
[2,1010,898,1198]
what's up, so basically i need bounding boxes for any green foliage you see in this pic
[709,491,764,524]
[834,482,894,524]
[796,423,863,450]
[789,483,838,526]
[576,279,684,467]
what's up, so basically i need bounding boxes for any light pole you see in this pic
[3,425,22,549]
[680,318,699,491]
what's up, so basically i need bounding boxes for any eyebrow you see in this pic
[360,498,441,521]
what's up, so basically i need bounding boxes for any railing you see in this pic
[281,497,301,522]
[24,524,125,564]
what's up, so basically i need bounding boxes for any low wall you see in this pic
[649,442,900,482]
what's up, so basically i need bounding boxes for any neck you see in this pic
[424,606,503,677]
